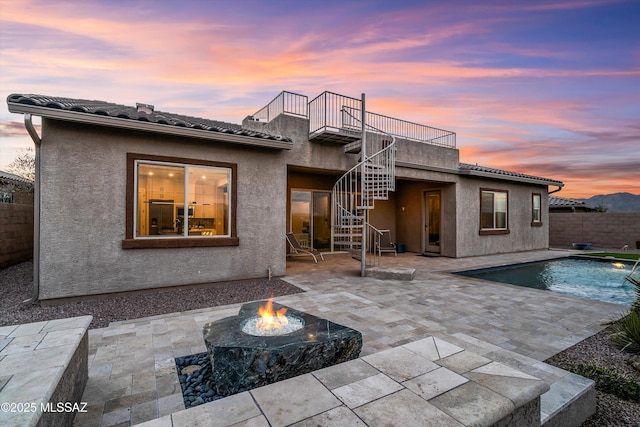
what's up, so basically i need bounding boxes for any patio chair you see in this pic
[286,232,325,263]
[376,230,397,256]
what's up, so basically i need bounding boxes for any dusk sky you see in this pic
[1,0,638,198]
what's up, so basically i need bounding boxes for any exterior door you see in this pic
[424,190,441,253]
[290,190,332,252]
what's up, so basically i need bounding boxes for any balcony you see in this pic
[250,91,456,149]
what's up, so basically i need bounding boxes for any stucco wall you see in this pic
[393,180,457,257]
[0,203,33,268]
[549,212,640,249]
[38,119,287,299]
[455,177,549,257]
[395,138,460,171]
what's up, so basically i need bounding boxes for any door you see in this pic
[313,192,331,251]
[424,191,441,253]
[290,190,332,252]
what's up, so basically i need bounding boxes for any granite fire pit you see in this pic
[202,300,362,397]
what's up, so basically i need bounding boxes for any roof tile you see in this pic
[7,94,291,142]
[458,162,563,186]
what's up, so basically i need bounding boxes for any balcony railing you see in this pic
[251,90,456,149]
[251,91,308,123]
[345,107,456,149]
[309,91,362,136]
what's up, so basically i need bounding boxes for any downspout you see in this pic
[549,184,563,194]
[23,113,41,303]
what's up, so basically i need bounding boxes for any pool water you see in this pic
[457,257,636,305]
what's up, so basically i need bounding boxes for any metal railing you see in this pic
[253,90,456,148]
[345,107,456,148]
[309,91,362,135]
[332,102,397,274]
[251,91,308,123]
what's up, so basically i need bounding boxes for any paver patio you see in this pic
[72,250,623,426]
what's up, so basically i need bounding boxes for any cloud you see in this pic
[0,121,33,137]
[1,0,638,197]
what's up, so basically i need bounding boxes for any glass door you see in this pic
[424,190,441,253]
[290,190,332,252]
[313,192,331,251]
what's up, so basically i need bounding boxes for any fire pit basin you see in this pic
[202,300,362,397]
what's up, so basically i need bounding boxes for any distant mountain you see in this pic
[578,192,640,213]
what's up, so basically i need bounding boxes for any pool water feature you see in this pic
[456,257,636,305]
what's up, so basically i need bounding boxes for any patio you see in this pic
[72,249,621,426]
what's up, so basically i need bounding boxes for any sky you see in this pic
[0,0,638,198]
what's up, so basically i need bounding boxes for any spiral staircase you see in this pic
[332,103,397,275]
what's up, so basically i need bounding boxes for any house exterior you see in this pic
[7,91,563,300]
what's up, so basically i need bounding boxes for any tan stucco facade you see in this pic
[28,106,553,299]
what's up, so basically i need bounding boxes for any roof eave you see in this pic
[458,168,564,188]
[7,103,293,150]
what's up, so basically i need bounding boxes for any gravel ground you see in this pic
[2,261,639,425]
[0,262,303,329]
[545,327,640,426]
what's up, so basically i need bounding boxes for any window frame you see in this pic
[531,193,542,227]
[479,188,510,235]
[123,153,238,249]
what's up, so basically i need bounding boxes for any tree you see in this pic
[7,147,35,181]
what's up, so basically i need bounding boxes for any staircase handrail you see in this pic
[332,103,397,274]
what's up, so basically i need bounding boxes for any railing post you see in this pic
[360,93,367,277]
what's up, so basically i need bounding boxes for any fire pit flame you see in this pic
[241,298,305,336]
[256,298,289,332]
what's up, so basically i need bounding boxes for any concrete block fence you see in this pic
[0,203,34,268]
[549,212,640,249]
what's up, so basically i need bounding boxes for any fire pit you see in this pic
[202,299,362,397]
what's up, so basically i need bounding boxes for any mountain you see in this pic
[578,192,640,213]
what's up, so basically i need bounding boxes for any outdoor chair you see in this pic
[286,232,325,263]
[376,230,397,256]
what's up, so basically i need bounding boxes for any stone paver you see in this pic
[0,316,91,427]
[71,250,620,426]
[250,374,342,427]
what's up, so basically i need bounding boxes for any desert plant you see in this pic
[628,259,640,313]
[609,310,640,354]
[607,259,640,351]
[570,363,640,402]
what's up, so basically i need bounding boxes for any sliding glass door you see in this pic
[291,190,332,252]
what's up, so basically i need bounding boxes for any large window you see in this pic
[480,189,509,234]
[531,193,542,226]
[123,154,238,249]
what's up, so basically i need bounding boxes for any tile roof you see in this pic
[549,196,593,208]
[7,94,291,143]
[458,162,563,186]
[0,170,33,184]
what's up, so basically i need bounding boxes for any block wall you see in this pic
[549,213,640,249]
[0,203,34,268]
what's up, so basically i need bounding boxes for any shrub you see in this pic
[609,310,640,354]
[607,260,640,351]
[570,363,640,402]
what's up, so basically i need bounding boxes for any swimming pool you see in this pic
[456,257,636,306]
